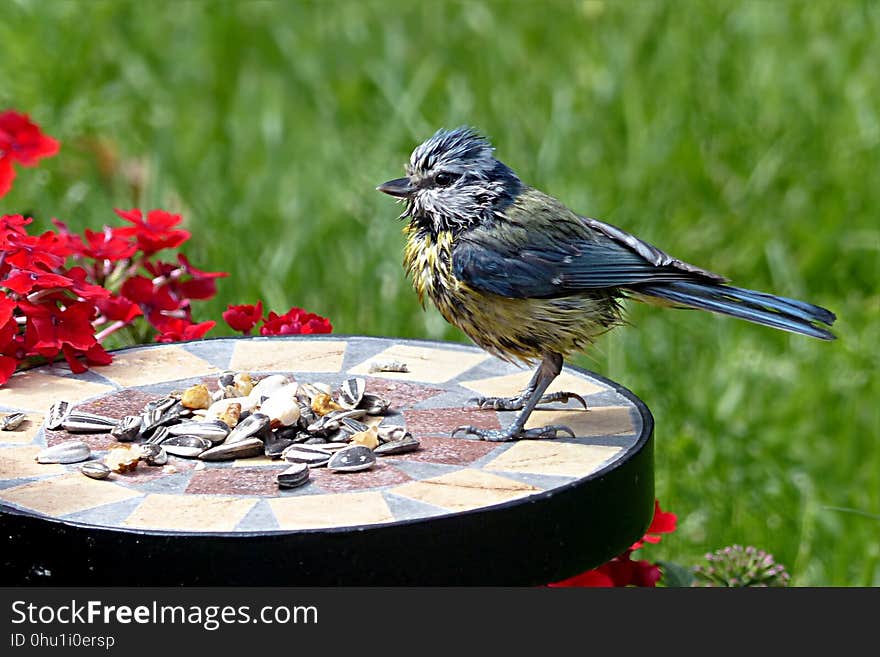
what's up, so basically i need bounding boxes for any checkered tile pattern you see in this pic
[0,337,643,533]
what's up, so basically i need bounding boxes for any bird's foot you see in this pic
[452,424,576,442]
[467,391,588,411]
[536,391,588,409]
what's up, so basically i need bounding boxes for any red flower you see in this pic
[19,300,97,358]
[0,111,60,165]
[549,553,662,588]
[2,269,73,295]
[0,158,13,198]
[223,301,263,334]
[65,267,111,301]
[1,214,32,235]
[0,299,20,384]
[155,318,215,343]
[260,307,332,336]
[2,228,70,271]
[177,253,229,299]
[143,253,226,301]
[120,275,181,326]
[631,500,677,550]
[96,294,143,323]
[75,227,138,262]
[0,297,16,329]
[0,111,60,198]
[60,342,113,374]
[114,208,190,255]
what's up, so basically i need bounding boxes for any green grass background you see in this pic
[2,0,877,585]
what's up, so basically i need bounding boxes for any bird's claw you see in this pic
[466,391,587,411]
[452,424,576,442]
[538,391,588,410]
[466,395,524,411]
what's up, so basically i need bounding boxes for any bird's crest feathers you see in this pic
[407,127,496,179]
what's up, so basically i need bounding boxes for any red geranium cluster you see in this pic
[548,500,677,587]
[223,301,332,336]
[0,109,334,385]
[0,110,60,198]
[0,208,227,383]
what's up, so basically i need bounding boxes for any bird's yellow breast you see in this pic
[403,226,621,364]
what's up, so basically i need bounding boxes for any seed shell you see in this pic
[277,463,310,489]
[1,412,27,431]
[81,461,112,480]
[327,445,376,473]
[36,440,91,464]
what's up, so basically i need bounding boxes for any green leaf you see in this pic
[658,560,696,588]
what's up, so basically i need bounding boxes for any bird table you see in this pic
[0,336,653,585]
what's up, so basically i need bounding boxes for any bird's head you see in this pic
[377,127,522,235]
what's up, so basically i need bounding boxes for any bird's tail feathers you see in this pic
[634,281,836,340]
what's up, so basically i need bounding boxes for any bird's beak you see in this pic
[376,177,414,198]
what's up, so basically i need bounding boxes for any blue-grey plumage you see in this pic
[378,127,836,441]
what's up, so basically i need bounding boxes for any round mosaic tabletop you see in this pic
[0,335,653,585]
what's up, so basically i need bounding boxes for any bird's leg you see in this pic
[467,363,587,411]
[454,352,578,442]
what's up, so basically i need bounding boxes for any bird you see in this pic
[377,127,836,442]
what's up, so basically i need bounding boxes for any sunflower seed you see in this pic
[336,377,366,409]
[81,461,112,480]
[226,413,271,444]
[376,425,410,444]
[359,394,390,415]
[145,426,171,446]
[168,420,230,444]
[61,412,117,433]
[282,445,333,466]
[161,435,212,458]
[264,431,299,458]
[199,437,263,461]
[46,401,70,430]
[374,435,421,456]
[110,415,142,442]
[138,444,168,466]
[290,443,334,455]
[340,417,370,434]
[328,428,354,443]
[144,395,179,413]
[36,440,91,464]
[1,412,26,431]
[295,382,328,403]
[307,409,366,435]
[327,445,376,473]
[139,403,184,439]
[297,402,318,427]
[368,359,409,373]
[218,370,236,389]
[277,463,310,489]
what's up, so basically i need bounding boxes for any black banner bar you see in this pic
[0,587,872,654]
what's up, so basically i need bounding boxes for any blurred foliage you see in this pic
[1,0,877,585]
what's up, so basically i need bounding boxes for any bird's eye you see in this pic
[434,172,458,187]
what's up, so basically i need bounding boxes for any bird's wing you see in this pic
[452,213,725,300]
[581,216,725,282]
